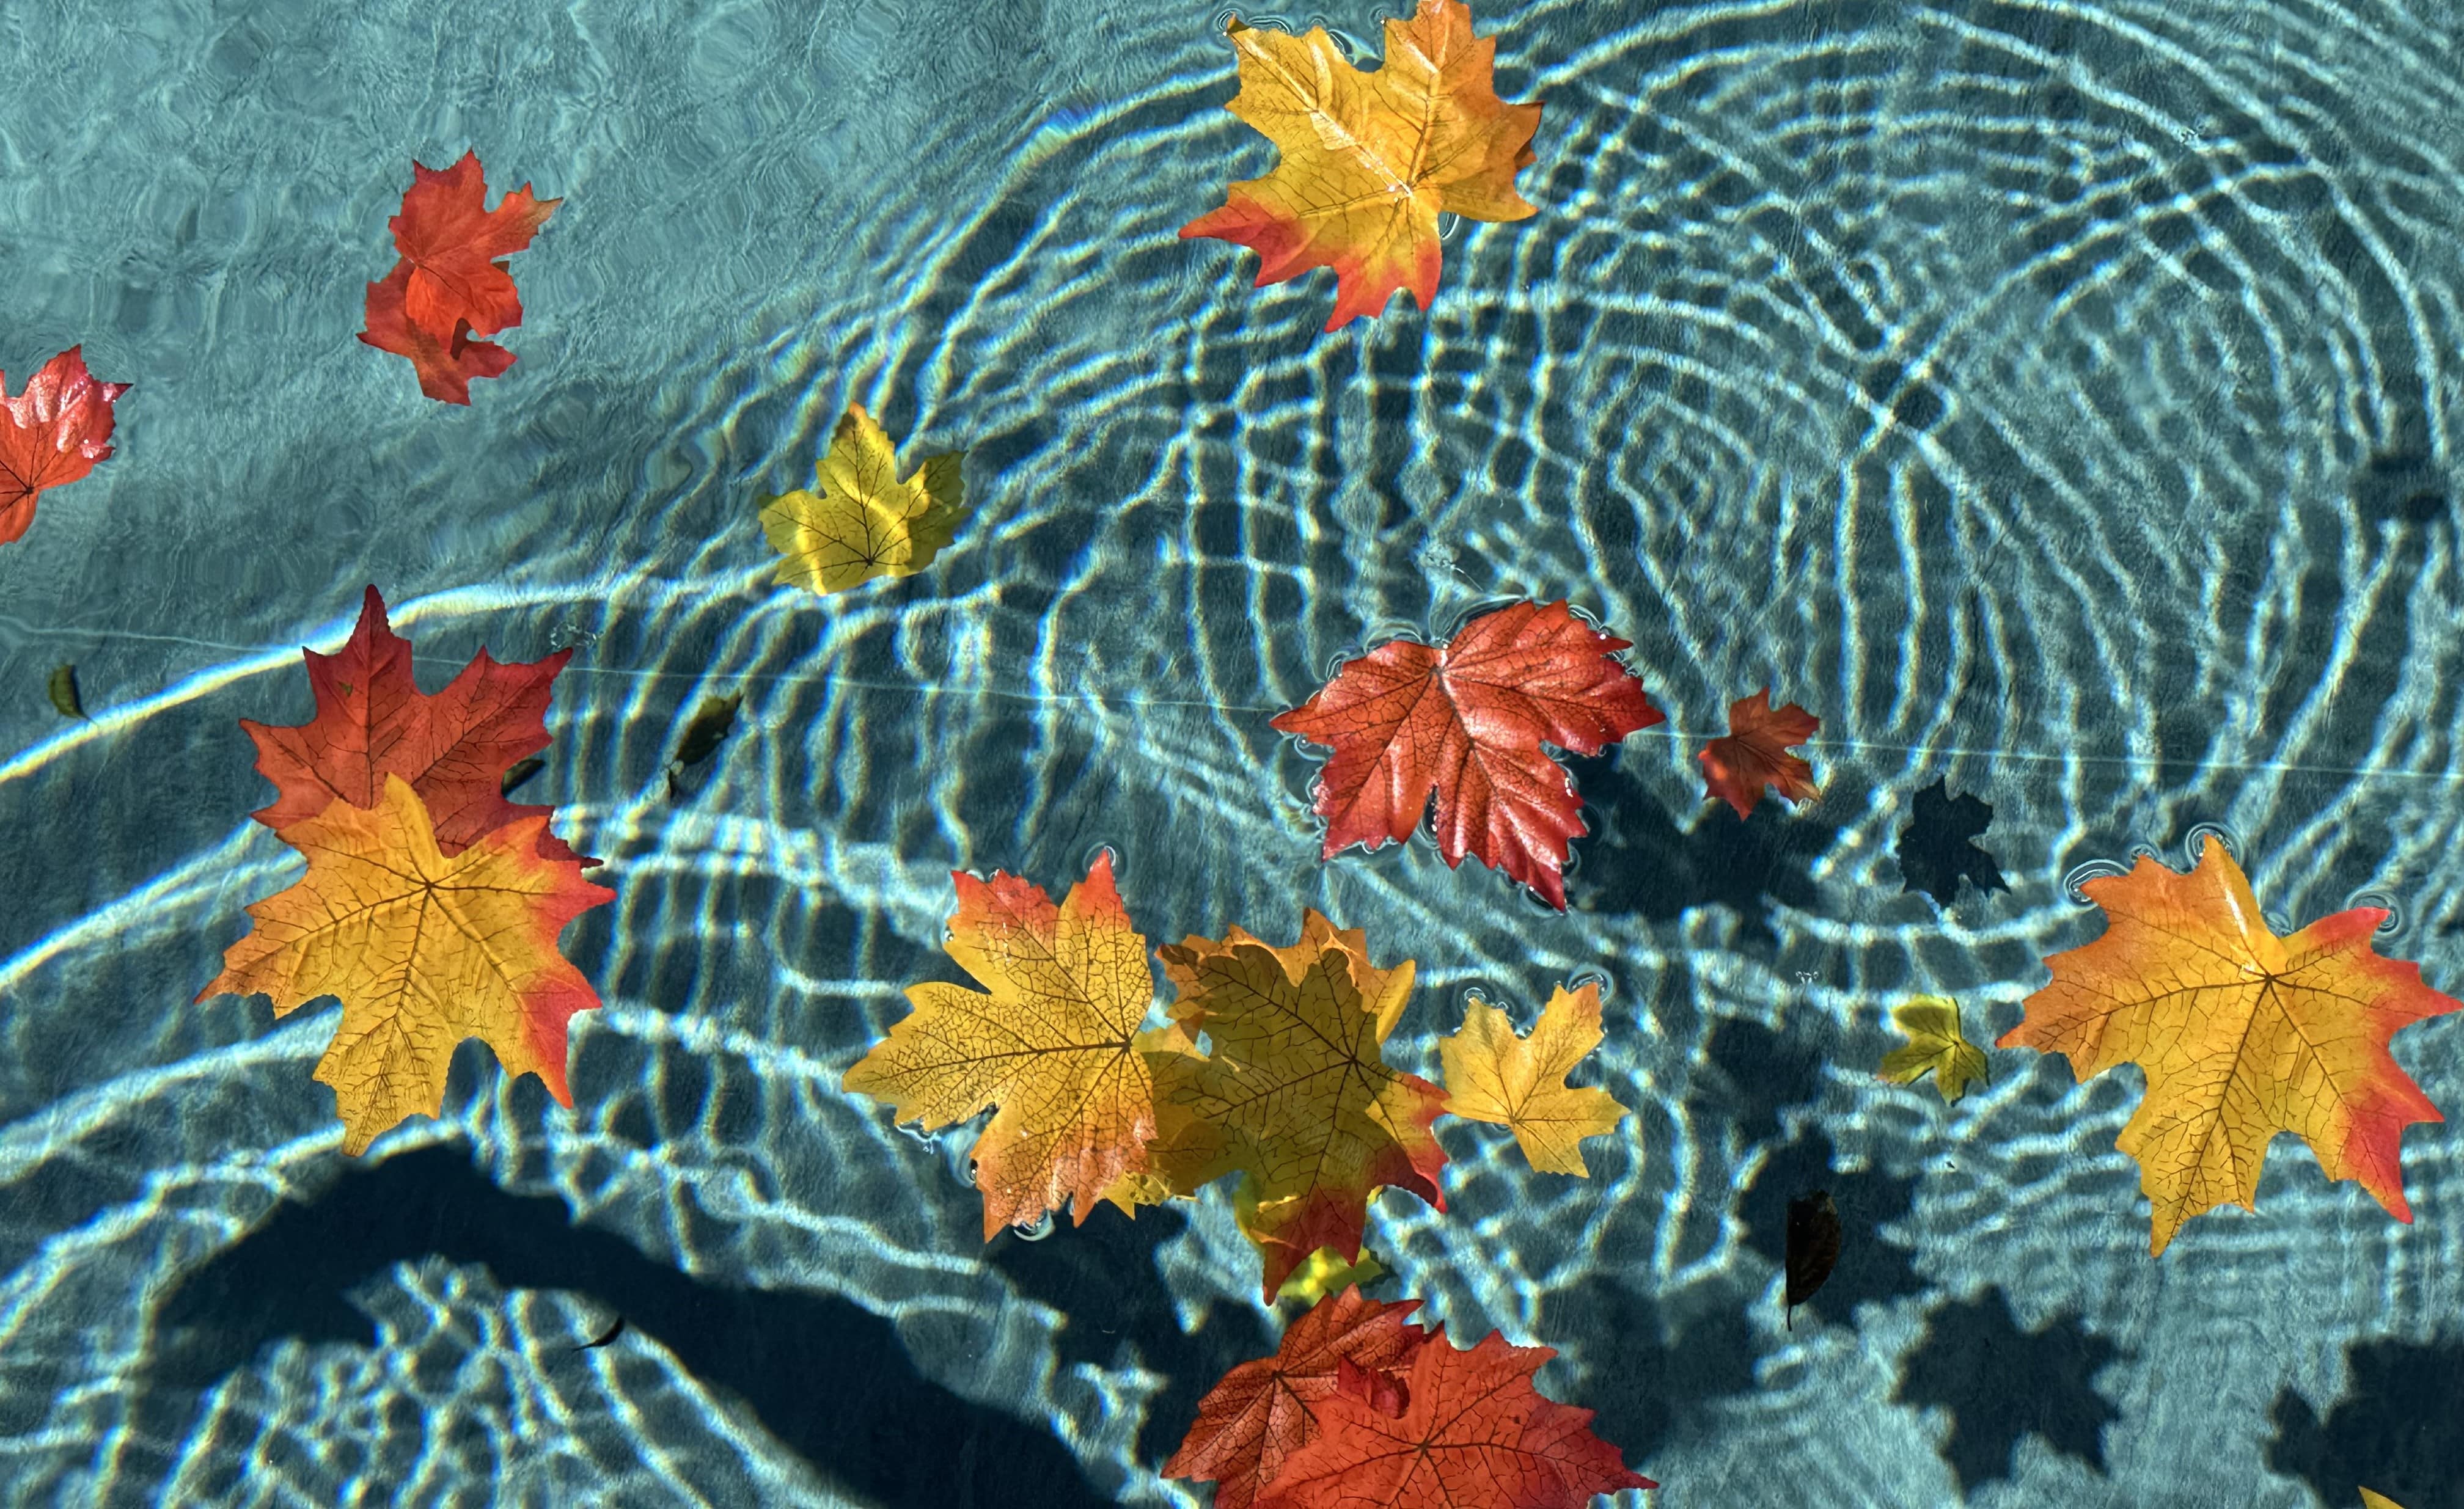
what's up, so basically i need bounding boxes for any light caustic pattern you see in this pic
[2,0,2464,1505]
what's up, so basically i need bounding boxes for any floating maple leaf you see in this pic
[243,586,588,865]
[1998,835,2461,1254]
[1878,995,1990,1105]
[1255,1326,1653,1508]
[199,774,615,1154]
[1167,1288,1427,1509]
[0,346,129,547]
[1182,0,1541,331]
[1896,777,2008,906]
[1437,982,1627,1175]
[359,150,556,402]
[1270,600,1660,909]
[388,150,559,341]
[1151,912,1447,1297]
[358,261,517,405]
[1699,687,1818,818]
[758,404,970,596]
[845,854,1168,1236]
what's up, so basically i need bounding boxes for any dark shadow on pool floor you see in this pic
[1564,749,1836,946]
[133,1144,1117,1508]
[1894,1286,2124,1495]
[2270,1335,2464,1509]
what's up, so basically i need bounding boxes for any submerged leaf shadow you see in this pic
[2269,1335,2464,1509]
[133,1144,1117,1508]
[1563,749,1835,944]
[1893,1286,2124,1494]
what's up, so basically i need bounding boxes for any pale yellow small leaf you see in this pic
[1879,995,1990,1105]
[758,402,968,596]
[2360,1490,2406,1509]
[1437,982,1627,1176]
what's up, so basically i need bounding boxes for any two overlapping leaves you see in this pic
[842,855,1627,1298]
[198,588,610,1153]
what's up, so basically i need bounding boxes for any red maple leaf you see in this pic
[1166,1290,1428,1509]
[1269,601,1661,908]
[1698,687,1819,818]
[387,150,559,342]
[0,346,130,546]
[358,260,519,405]
[243,585,588,864]
[1256,1327,1654,1509]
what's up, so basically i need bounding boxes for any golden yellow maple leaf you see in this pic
[1151,912,1447,1298]
[1180,0,1541,330]
[1999,836,2462,1254]
[198,774,615,1155]
[845,854,1164,1237]
[1878,995,1990,1105]
[1436,982,1627,1175]
[2360,1490,2407,1509]
[757,403,967,596]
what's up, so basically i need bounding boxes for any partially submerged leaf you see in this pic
[672,692,743,770]
[500,756,545,797]
[1998,835,2462,1254]
[759,404,969,596]
[1896,777,2008,906]
[1253,1326,1654,1508]
[1270,600,1662,908]
[242,585,587,864]
[1182,0,1542,330]
[1152,912,1448,1298]
[844,854,1164,1236]
[197,774,615,1154]
[1166,1288,1426,1509]
[1784,1190,1841,1328]
[1699,687,1818,818]
[1436,982,1627,1175]
[1878,995,1990,1105]
[0,346,129,547]
[46,664,83,720]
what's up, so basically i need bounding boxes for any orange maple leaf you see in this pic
[843,854,1167,1237]
[358,260,518,405]
[1698,687,1818,818]
[1151,912,1447,1298]
[388,150,559,342]
[0,346,129,547]
[1181,0,1541,331]
[199,774,615,1155]
[1998,835,2462,1253]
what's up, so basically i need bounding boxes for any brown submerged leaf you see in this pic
[1784,1189,1840,1329]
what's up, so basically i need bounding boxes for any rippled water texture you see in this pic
[4,0,2463,1504]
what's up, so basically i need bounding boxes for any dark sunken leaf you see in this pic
[672,692,744,770]
[500,755,545,797]
[46,663,83,719]
[579,1315,626,1350]
[1895,778,2008,907]
[1784,1189,1840,1329]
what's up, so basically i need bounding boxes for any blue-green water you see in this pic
[3,0,2462,1504]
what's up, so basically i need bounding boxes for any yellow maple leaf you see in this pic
[1181,0,1541,330]
[1878,995,1990,1105]
[198,774,615,1155]
[757,403,967,596]
[2360,1491,2407,1509]
[1436,982,1627,1175]
[1151,912,1447,1298]
[845,854,1164,1237]
[1998,836,2462,1254]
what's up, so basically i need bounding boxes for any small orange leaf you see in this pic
[1698,687,1818,818]
[1998,836,2462,1254]
[1181,0,1541,330]
[199,774,615,1154]
[844,853,1165,1237]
